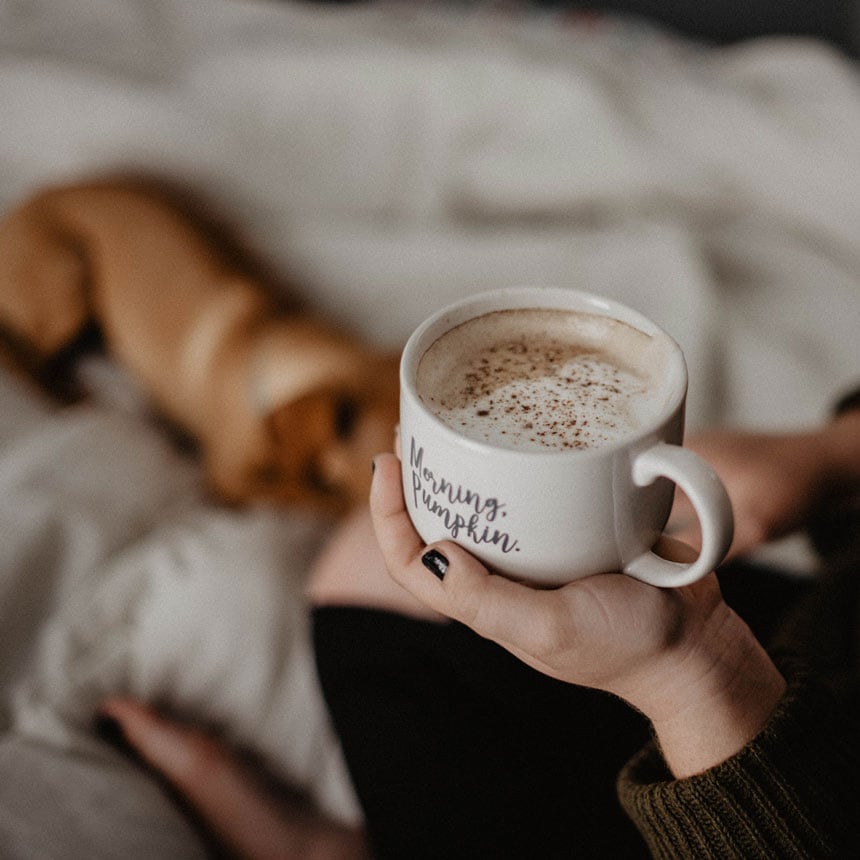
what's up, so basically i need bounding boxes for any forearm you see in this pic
[619,545,860,857]
[619,656,859,859]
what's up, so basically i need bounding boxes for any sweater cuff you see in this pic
[617,656,857,858]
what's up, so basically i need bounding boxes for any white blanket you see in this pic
[0,1,858,856]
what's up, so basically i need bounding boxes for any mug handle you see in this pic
[623,442,734,587]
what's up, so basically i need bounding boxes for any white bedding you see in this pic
[0,1,858,856]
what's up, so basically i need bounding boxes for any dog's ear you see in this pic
[265,368,399,512]
[201,391,345,512]
[230,353,400,513]
[255,388,356,512]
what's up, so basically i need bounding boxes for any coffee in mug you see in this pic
[416,308,673,453]
[399,287,733,588]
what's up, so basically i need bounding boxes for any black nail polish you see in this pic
[93,713,125,745]
[93,712,147,767]
[422,549,449,581]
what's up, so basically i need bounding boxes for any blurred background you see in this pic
[0,1,857,857]
[1,0,858,427]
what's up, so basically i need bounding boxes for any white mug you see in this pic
[399,286,733,588]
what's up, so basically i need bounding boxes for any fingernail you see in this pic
[94,711,146,767]
[421,548,449,581]
[93,713,149,768]
[93,713,125,745]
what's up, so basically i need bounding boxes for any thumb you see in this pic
[398,538,563,663]
[369,452,570,660]
[369,452,540,638]
[418,541,530,634]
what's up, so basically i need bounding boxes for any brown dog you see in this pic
[0,178,399,513]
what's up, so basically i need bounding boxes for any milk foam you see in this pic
[416,308,672,452]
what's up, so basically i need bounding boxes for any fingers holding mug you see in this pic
[370,453,552,644]
[370,452,502,624]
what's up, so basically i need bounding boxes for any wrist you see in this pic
[639,606,786,778]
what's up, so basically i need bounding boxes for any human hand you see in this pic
[369,453,785,777]
[96,699,369,860]
[671,412,860,559]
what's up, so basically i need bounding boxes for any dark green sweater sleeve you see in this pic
[616,660,860,858]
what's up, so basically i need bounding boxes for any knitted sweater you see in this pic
[619,389,860,858]
[618,560,860,858]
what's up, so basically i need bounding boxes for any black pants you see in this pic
[314,563,813,860]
